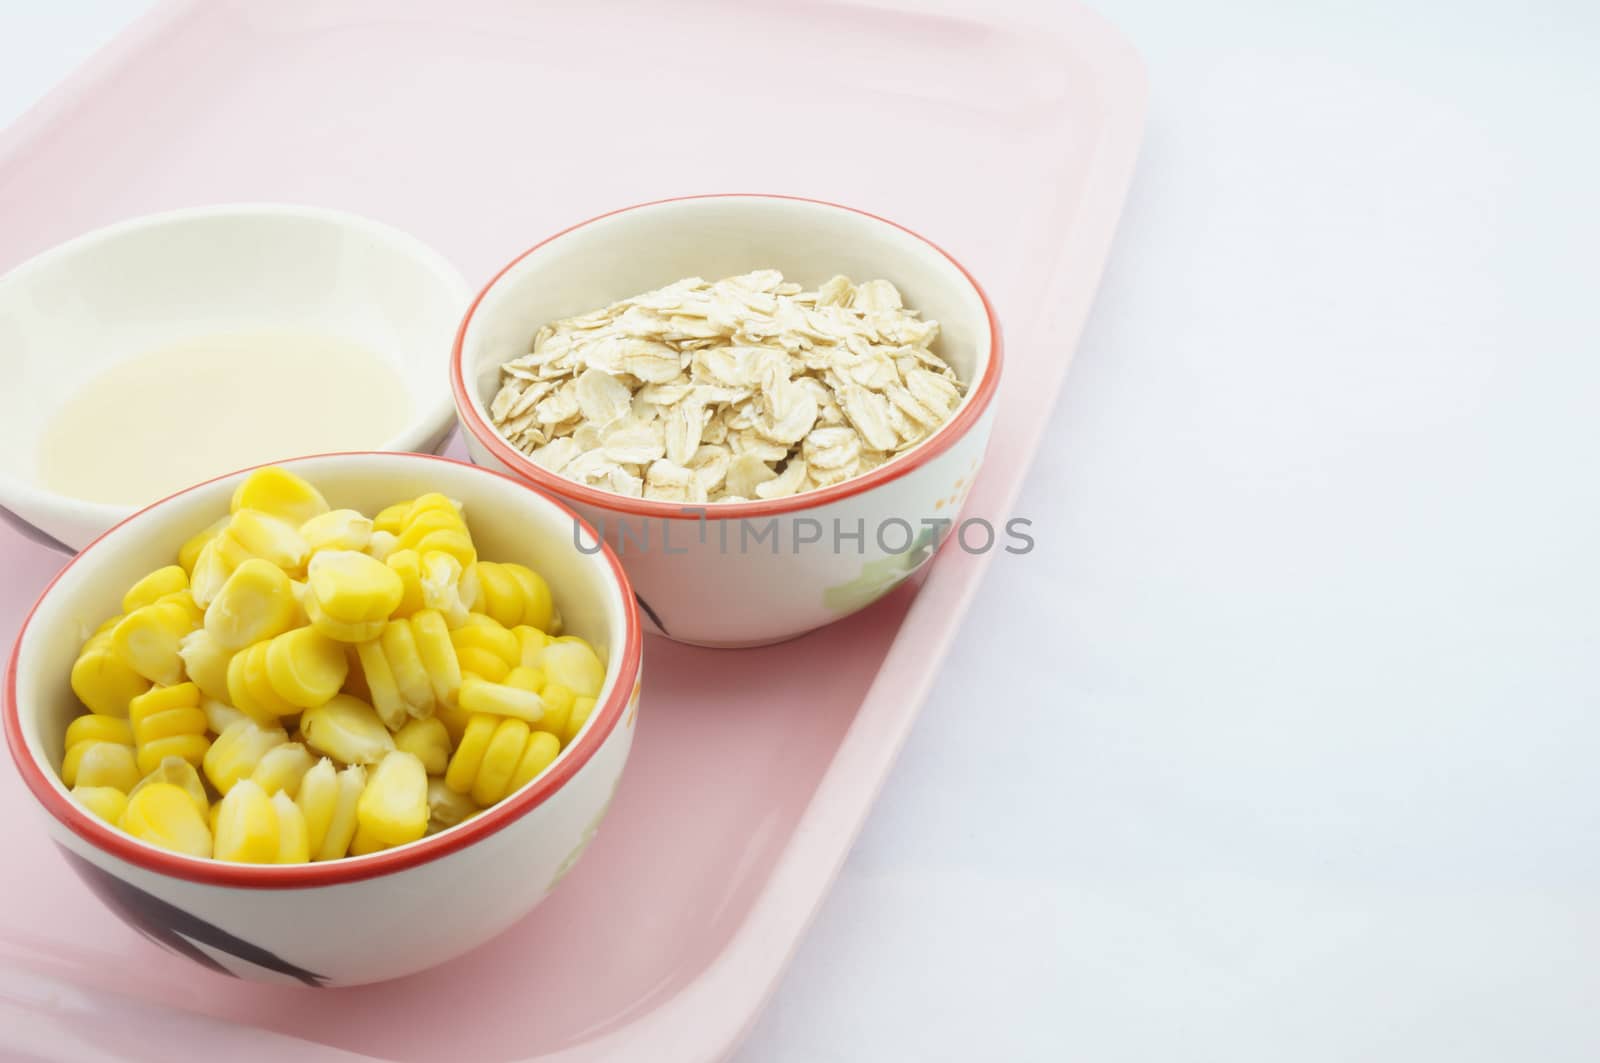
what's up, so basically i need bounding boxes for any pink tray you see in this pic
[0,1,1145,1058]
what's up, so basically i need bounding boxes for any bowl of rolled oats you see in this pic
[452,195,1001,647]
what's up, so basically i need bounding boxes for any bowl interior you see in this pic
[0,207,469,496]
[11,454,632,856]
[458,196,993,437]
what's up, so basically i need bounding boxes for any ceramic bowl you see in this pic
[3,453,642,986]
[0,204,472,551]
[452,195,1003,647]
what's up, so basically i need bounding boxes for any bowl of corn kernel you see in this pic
[3,454,642,985]
[452,194,1003,647]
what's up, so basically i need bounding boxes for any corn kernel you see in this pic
[386,549,426,617]
[204,558,296,651]
[509,729,561,791]
[444,713,495,795]
[419,551,471,628]
[230,467,329,527]
[122,566,189,614]
[565,696,596,746]
[226,642,298,720]
[427,776,477,832]
[110,601,195,687]
[127,755,210,818]
[467,562,557,633]
[297,758,366,861]
[93,614,123,636]
[219,509,309,574]
[300,509,373,554]
[63,740,140,791]
[307,550,403,625]
[188,538,232,608]
[393,494,475,568]
[352,750,427,853]
[543,639,606,699]
[514,626,551,668]
[251,741,316,797]
[411,610,462,708]
[458,676,544,725]
[212,779,279,863]
[65,714,133,750]
[380,620,433,719]
[264,626,347,708]
[73,785,128,824]
[373,500,410,534]
[300,694,394,766]
[304,595,386,643]
[178,515,229,576]
[128,682,209,775]
[365,529,399,562]
[536,682,575,740]
[121,781,212,857]
[201,697,249,735]
[202,718,288,795]
[434,699,471,745]
[471,717,529,805]
[394,716,451,774]
[177,628,233,704]
[273,792,311,863]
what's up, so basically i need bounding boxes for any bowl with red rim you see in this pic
[3,452,643,986]
[451,194,1004,648]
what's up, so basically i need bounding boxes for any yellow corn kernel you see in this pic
[386,549,426,617]
[287,579,310,628]
[307,550,404,625]
[122,566,189,614]
[179,515,229,576]
[230,466,329,526]
[427,776,477,833]
[177,628,232,703]
[514,626,552,668]
[201,697,249,735]
[227,642,298,720]
[202,718,288,795]
[297,758,366,861]
[366,529,399,562]
[565,696,596,746]
[535,682,574,741]
[419,551,471,628]
[73,785,128,824]
[273,791,310,863]
[394,717,451,775]
[382,620,433,718]
[303,595,385,643]
[264,626,348,709]
[128,682,209,774]
[354,637,404,730]
[121,782,212,858]
[458,676,544,725]
[352,750,428,853]
[204,558,296,651]
[158,589,206,626]
[412,610,462,708]
[444,713,495,796]
[300,694,395,766]
[127,755,210,818]
[434,699,471,746]
[471,717,529,805]
[218,509,310,574]
[300,508,373,554]
[509,729,561,792]
[504,666,544,693]
[341,642,370,701]
[188,538,232,608]
[373,500,411,534]
[65,714,133,750]
[543,639,606,699]
[393,493,476,567]
[251,741,316,797]
[110,601,195,687]
[212,779,279,863]
[63,740,140,791]
[456,650,510,683]
[467,562,557,633]
[93,614,124,636]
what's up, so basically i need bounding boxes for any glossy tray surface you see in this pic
[0,1,1145,1058]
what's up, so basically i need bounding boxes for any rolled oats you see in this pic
[487,270,965,503]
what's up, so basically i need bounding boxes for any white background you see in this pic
[4,2,1599,1060]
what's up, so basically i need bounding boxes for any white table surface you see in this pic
[5,2,1599,1060]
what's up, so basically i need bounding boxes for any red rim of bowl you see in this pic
[2,452,643,889]
[450,193,1005,520]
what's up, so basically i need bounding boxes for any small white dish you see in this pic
[0,204,472,551]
